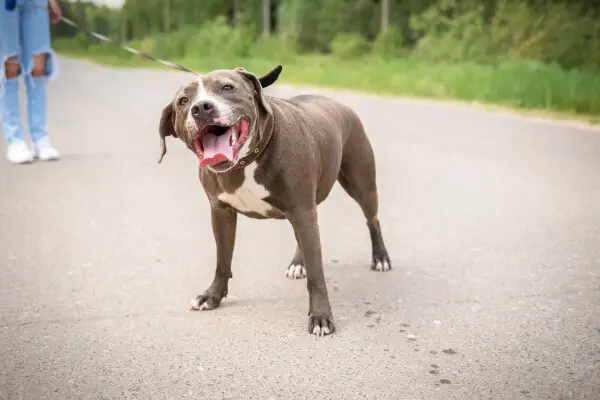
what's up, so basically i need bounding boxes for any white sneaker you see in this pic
[6,140,35,164]
[34,136,60,161]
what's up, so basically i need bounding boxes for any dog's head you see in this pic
[158,65,282,172]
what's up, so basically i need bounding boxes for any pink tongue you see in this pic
[200,131,234,167]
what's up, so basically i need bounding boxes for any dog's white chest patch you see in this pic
[218,163,273,216]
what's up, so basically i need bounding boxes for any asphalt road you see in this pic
[1,58,599,400]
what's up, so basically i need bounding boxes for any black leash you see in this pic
[6,0,199,75]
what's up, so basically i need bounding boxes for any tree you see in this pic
[263,0,271,36]
[381,0,390,32]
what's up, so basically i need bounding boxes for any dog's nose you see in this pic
[191,101,215,118]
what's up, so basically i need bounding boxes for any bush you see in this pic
[185,16,254,60]
[250,35,298,63]
[330,33,370,60]
[410,0,600,70]
[138,37,154,55]
[73,32,90,49]
[411,2,492,64]
[371,27,405,60]
[154,26,196,59]
[487,0,599,70]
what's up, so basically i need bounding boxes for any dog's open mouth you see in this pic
[193,119,250,167]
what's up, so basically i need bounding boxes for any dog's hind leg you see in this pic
[337,131,391,272]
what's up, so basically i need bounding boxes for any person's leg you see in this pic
[0,3,34,164]
[21,0,60,161]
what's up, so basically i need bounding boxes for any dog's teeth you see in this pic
[229,127,238,146]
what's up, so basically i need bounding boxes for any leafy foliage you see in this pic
[52,0,600,71]
[50,0,600,116]
[331,33,371,59]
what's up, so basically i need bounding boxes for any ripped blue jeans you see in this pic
[0,0,59,145]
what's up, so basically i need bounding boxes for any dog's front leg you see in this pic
[190,206,237,311]
[287,208,335,336]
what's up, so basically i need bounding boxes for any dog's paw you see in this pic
[371,251,391,272]
[308,316,335,336]
[189,293,223,311]
[286,263,307,280]
[372,259,391,272]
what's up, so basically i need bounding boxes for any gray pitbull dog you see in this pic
[158,65,391,336]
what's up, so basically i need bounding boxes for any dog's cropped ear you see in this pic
[235,67,275,114]
[158,102,176,164]
[258,65,282,88]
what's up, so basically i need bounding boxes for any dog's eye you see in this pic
[178,97,188,106]
[221,84,234,92]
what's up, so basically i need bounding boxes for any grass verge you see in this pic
[53,39,600,126]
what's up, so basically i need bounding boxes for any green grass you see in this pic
[53,39,600,125]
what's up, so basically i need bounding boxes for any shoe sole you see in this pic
[35,152,60,161]
[7,153,35,164]
[8,159,34,164]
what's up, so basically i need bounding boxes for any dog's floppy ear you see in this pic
[158,102,176,164]
[235,66,276,114]
[258,65,282,88]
